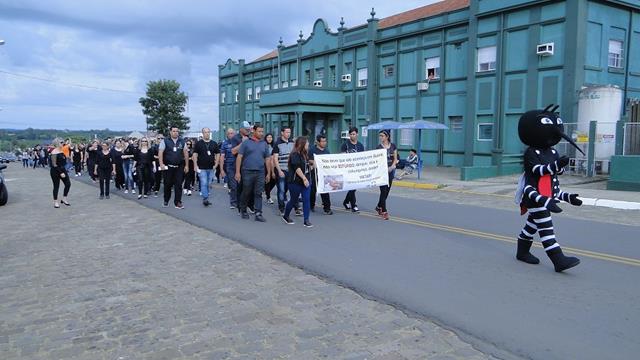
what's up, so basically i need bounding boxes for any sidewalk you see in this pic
[394,166,640,210]
[0,165,495,360]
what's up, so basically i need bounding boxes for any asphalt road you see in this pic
[78,176,640,360]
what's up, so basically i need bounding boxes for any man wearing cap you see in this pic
[235,124,271,222]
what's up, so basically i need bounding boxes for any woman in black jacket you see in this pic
[49,138,71,208]
[133,138,155,199]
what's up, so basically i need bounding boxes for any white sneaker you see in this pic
[124,189,129,194]
[267,198,274,204]
[183,189,188,195]
[132,189,136,194]
[187,190,192,196]
[223,183,228,188]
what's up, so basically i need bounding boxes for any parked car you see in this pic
[0,164,7,206]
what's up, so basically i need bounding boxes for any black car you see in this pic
[0,164,7,206]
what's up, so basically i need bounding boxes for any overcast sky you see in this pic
[0,0,437,131]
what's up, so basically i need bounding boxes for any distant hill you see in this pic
[0,128,130,152]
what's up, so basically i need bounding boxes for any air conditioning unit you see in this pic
[417,82,429,91]
[341,74,352,82]
[341,130,350,139]
[536,42,554,56]
[313,80,323,87]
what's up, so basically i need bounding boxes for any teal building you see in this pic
[218,0,640,178]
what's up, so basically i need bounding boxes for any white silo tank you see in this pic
[576,85,623,162]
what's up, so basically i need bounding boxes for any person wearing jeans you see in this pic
[282,136,313,228]
[122,142,136,192]
[219,128,239,209]
[272,127,299,215]
[375,130,398,220]
[193,127,220,206]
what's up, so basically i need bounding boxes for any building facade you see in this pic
[218,0,640,176]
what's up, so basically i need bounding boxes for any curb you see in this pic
[393,180,445,190]
[580,198,640,210]
[395,180,640,211]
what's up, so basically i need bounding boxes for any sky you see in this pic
[0,0,438,131]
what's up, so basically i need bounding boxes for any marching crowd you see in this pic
[35,121,423,226]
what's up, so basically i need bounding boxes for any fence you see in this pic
[559,121,617,176]
[623,122,640,155]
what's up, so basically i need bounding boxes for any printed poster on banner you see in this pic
[314,149,389,194]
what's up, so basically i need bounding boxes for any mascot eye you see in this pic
[557,118,563,124]
[540,117,553,125]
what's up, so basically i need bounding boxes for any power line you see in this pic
[0,69,217,98]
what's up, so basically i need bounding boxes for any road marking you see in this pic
[333,208,640,268]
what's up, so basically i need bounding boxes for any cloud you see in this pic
[0,0,439,130]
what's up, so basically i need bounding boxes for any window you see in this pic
[273,82,279,90]
[478,123,493,141]
[477,46,496,72]
[234,90,239,102]
[608,40,623,68]
[315,68,324,80]
[425,57,440,79]
[291,79,298,87]
[357,68,368,87]
[304,70,311,85]
[255,86,261,100]
[282,81,289,88]
[221,91,226,104]
[330,65,336,86]
[449,116,463,132]
[344,62,352,74]
[264,84,270,91]
[246,88,253,101]
[383,64,394,78]
[400,128,413,146]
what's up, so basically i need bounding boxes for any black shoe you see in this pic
[241,212,250,219]
[99,195,104,200]
[105,195,110,199]
[282,215,294,225]
[163,202,169,207]
[175,202,185,209]
[294,209,303,217]
[323,209,333,215]
[61,200,71,206]
[255,214,266,222]
[516,239,540,265]
[247,207,255,214]
[343,201,351,210]
[303,221,313,228]
[138,194,143,199]
[203,199,211,206]
[547,247,580,272]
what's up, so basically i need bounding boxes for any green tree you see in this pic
[139,79,190,136]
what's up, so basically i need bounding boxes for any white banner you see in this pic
[315,149,389,194]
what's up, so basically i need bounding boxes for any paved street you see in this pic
[69,166,640,360]
[0,165,494,360]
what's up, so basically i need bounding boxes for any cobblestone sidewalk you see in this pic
[0,166,494,359]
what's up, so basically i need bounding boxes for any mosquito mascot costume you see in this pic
[515,104,585,272]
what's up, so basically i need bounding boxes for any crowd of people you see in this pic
[35,121,418,226]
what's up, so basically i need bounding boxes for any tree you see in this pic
[139,79,190,136]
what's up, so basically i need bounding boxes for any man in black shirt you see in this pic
[193,127,220,206]
[158,126,189,209]
[340,126,365,212]
[309,134,333,215]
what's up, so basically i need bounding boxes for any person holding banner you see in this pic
[282,136,313,228]
[376,130,398,220]
[340,127,365,212]
[309,134,332,215]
